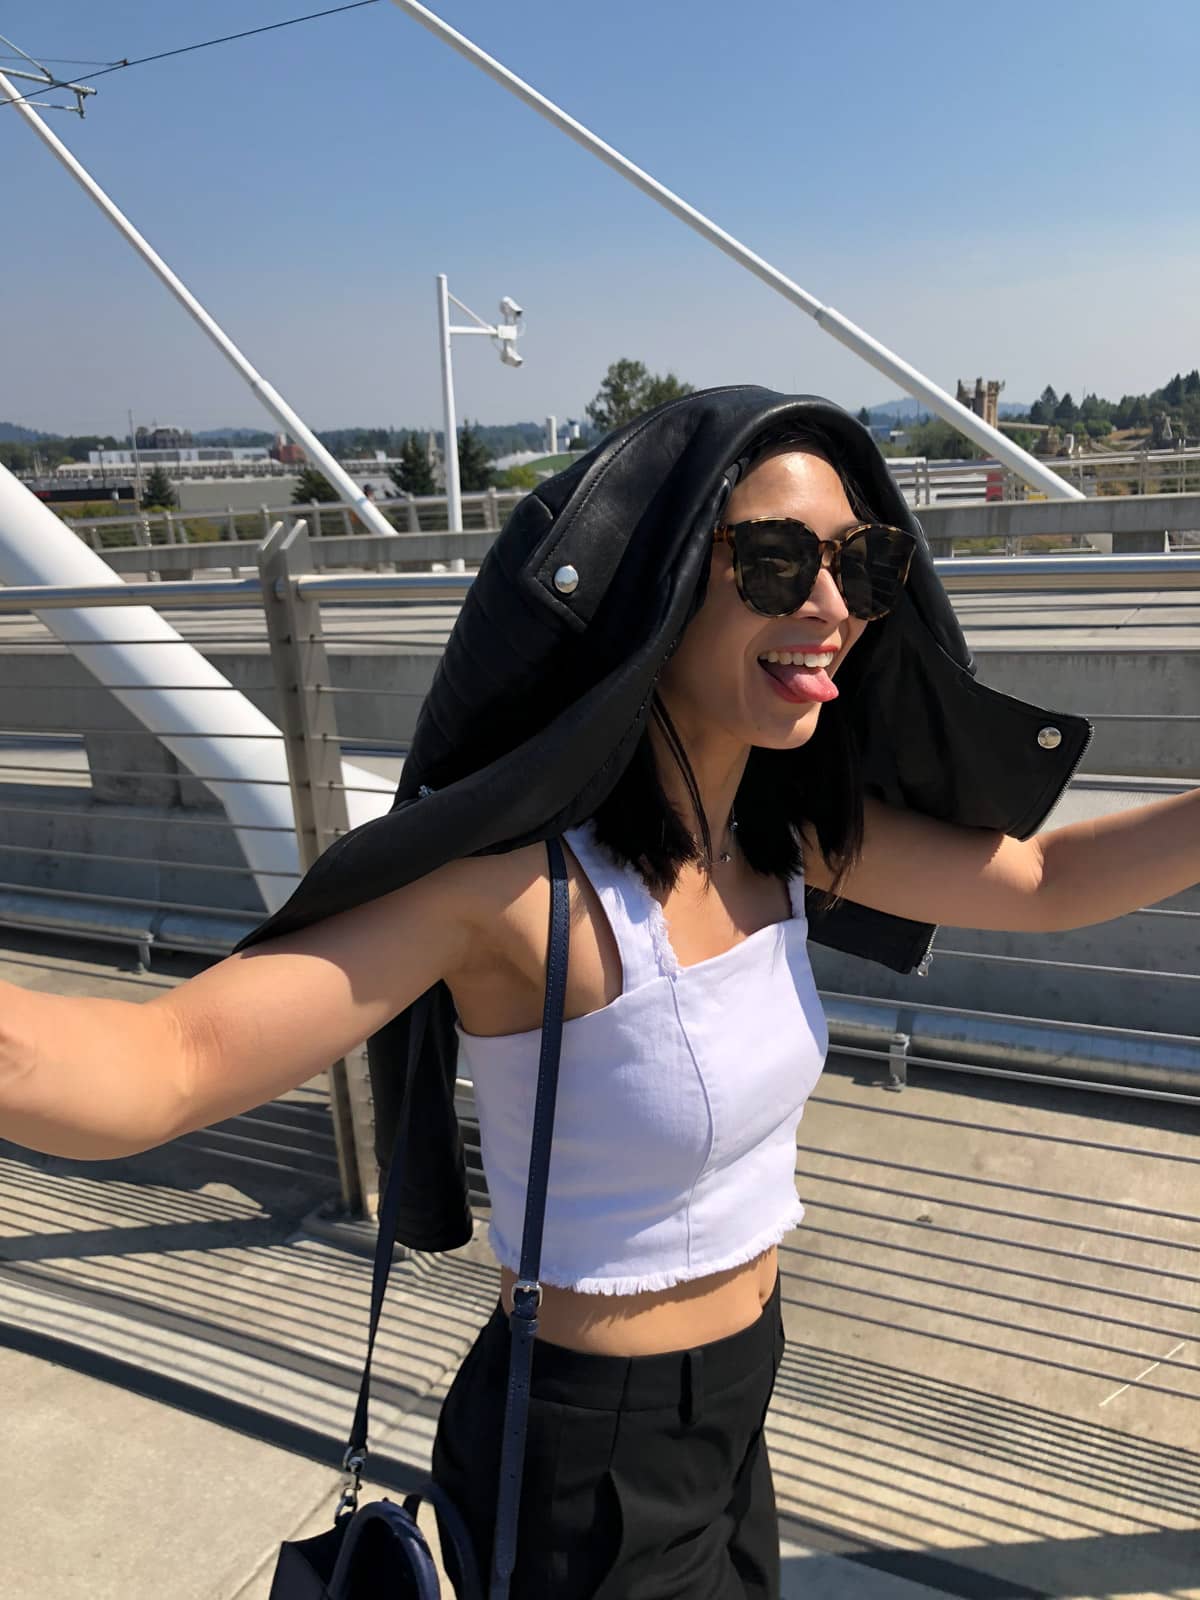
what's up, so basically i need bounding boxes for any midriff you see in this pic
[498,1244,779,1356]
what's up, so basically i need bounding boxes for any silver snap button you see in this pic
[553,564,579,595]
[1037,726,1062,750]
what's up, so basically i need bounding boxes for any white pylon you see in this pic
[0,462,393,915]
[388,0,1084,502]
[0,63,401,539]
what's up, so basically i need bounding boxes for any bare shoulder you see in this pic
[444,840,561,984]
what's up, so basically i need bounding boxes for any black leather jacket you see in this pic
[231,387,1092,1248]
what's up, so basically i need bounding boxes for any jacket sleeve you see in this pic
[367,980,475,1252]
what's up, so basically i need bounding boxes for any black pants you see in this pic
[432,1272,785,1599]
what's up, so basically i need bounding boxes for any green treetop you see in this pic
[585,359,694,433]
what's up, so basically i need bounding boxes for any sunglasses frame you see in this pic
[713,517,917,620]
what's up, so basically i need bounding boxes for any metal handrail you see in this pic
[0,552,1195,614]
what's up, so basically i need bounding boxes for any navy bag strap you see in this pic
[341,836,570,1600]
[488,834,569,1597]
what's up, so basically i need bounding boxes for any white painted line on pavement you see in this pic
[1098,1340,1188,1407]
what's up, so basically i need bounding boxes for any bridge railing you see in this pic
[42,486,1200,580]
[0,535,1195,1584]
[40,448,1200,557]
[0,543,1196,1179]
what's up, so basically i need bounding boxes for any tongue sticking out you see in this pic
[760,659,839,704]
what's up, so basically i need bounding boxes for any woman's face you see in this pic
[658,448,872,752]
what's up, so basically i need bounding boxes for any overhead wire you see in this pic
[0,1,381,112]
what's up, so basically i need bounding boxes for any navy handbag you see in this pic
[268,836,571,1599]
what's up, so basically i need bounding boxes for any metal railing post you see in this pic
[257,517,378,1219]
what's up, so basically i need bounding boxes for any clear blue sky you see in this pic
[3,0,1197,436]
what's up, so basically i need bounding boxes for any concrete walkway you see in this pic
[1,932,1197,1599]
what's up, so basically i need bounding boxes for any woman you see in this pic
[1,391,1196,1599]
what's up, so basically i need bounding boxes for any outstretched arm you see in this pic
[0,857,487,1161]
[801,788,1200,933]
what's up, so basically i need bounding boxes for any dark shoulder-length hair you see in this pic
[589,421,883,912]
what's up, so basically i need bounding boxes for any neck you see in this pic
[648,693,749,867]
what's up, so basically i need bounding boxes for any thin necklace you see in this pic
[718,810,739,864]
[702,808,738,865]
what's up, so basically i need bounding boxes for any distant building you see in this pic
[135,423,193,450]
[269,433,306,466]
[956,377,1004,429]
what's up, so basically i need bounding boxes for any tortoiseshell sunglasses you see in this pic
[714,518,917,620]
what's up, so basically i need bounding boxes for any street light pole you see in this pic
[435,274,524,571]
[436,272,463,538]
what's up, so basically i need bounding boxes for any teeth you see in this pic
[758,650,835,668]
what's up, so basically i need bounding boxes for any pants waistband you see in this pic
[481,1270,782,1412]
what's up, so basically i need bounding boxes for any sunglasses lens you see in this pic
[839,528,914,619]
[734,520,821,616]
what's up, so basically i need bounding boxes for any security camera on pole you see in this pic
[436,275,524,571]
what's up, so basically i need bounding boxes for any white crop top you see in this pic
[455,817,830,1295]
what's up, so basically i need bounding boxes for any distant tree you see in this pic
[1162,372,1186,407]
[856,406,872,426]
[904,419,983,461]
[1003,426,1039,453]
[1084,418,1114,439]
[293,464,339,504]
[456,419,495,492]
[396,435,436,496]
[142,466,177,509]
[585,359,694,433]
[1185,370,1200,397]
[1054,392,1078,424]
[0,442,34,472]
[1114,394,1150,429]
[568,435,589,451]
[498,463,541,490]
[1029,385,1059,425]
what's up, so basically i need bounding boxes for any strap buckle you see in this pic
[512,1278,543,1316]
[336,1446,366,1518]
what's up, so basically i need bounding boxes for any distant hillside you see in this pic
[194,427,274,445]
[2,417,569,459]
[0,422,52,443]
[863,399,929,423]
[862,397,1030,424]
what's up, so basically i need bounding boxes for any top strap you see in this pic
[563,819,674,989]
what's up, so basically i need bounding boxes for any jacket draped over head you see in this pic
[230,386,1092,1249]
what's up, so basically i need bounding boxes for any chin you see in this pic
[749,709,822,751]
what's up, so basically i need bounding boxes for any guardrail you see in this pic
[893,446,1200,505]
[38,488,1200,584]
[53,487,525,555]
[1,530,1194,1588]
[0,533,1195,1082]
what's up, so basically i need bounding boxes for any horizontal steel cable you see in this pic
[785,1243,1198,1347]
[780,1291,1195,1403]
[793,1196,1198,1286]
[808,1095,1200,1162]
[798,1145,1200,1226]
[795,1169,1200,1253]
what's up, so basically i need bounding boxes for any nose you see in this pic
[794,551,849,623]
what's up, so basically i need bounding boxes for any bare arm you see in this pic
[801,788,1200,933]
[0,858,483,1161]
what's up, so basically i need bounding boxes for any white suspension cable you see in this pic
[387,0,1084,502]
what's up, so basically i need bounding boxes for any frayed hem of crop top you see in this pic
[488,1197,806,1297]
